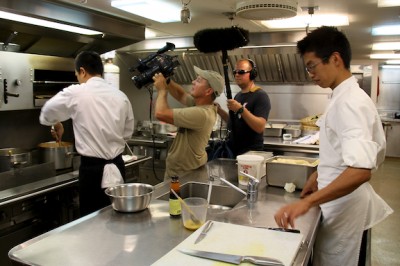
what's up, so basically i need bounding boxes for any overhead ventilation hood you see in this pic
[0,0,145,58]
[120,32,312,85]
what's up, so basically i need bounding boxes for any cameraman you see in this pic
[152,66,224,179]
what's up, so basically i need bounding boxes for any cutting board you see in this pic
[152,221,304,266]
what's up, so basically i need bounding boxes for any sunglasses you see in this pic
[232,69,251,75]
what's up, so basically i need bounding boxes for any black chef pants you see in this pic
[78,154,125,217]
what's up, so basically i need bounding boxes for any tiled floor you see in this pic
[370,157,400,266]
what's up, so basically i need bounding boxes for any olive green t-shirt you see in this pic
[165,104,217,179]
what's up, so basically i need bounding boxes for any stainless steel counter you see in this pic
[381,118,400,123]
[264,137,319,156]
[0,155,150,207]
[9,162,321,266]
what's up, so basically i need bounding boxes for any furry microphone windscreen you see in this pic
[193,26,250,53]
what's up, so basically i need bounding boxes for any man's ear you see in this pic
[206,87,214,97]
[331,52,343,67]
[79,67,87,76]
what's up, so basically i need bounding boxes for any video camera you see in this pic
[130,42,180,89]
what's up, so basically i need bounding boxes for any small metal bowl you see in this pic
[105,183,154,213]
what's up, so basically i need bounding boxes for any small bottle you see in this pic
[169,176,181,217]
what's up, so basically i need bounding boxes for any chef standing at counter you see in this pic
[152,66,224,179]
[274,26,393,266]
[39,51,134,216]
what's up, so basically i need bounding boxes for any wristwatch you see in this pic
[236,106,244,118]
[236,107,244,114]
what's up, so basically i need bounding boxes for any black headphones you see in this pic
[247,59,258,80]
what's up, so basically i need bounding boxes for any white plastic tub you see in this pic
[237,154,264,186]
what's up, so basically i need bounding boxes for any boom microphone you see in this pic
[193,26,249,53]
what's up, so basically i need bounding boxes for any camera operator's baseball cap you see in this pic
[194,66,224,97]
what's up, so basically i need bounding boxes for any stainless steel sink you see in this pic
[156,181,245,209]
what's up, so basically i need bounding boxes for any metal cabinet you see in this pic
[0,52,33,110]
[384,121,400,157]
[0,51,74,111]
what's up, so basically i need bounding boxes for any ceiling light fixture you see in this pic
[370,53,400,59]
[236,0,298,20]
[372,42,400,50]
[261,14,349,29]
[381,65,400,68]
[181,0,192,24]
[0,10,102,35]
[111,0,181,23]
[378,0,400,7]
[372,25,400,35]
[385,59,400,64]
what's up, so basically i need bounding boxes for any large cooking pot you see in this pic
[38,141,75,170]
[0,148,32,172]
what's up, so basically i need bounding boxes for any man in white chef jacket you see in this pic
[39,51,134,216]
[274,26,393,266]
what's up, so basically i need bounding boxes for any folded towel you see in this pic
[122,154,138,163]
[101,163,124,188]
[293,132,319,145]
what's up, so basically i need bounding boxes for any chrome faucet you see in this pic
[219,171,260,203]
[241,171,260,203]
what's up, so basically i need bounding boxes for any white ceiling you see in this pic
[56,0,400,60]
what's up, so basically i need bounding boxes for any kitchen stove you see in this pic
[0,162,79,266]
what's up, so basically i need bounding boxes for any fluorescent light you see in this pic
[372,25,400,35]
[372,42,400,50]
[381,65,400,68]
[261,14,349,29]
[386,60,400,64]
[378,0,400,7]
[243,44,297,48]
[111,0,180,23]
[0,11,102,35]
[145,28,157,39]
[370,53,400,59]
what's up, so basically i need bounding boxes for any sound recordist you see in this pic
[217,58,271,156]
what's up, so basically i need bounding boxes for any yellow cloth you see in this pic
[249,86,261,92]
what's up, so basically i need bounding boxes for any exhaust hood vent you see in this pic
[236,0,298,20]
[124,47,312,85]
[0,0,145,58]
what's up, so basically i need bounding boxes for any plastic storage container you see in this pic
[237,154,265,186]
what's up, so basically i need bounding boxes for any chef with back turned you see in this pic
[39,51,134,216]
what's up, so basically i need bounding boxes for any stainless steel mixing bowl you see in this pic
[105,183,154,212]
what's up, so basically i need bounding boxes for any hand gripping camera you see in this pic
[130,42,180,89]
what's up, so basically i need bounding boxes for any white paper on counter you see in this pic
[152,221,304,266]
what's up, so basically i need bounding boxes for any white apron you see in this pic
[313,114,393,266]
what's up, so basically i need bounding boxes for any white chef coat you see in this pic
[313,76,393,266]
[39,77,134,187]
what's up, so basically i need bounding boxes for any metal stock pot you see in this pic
[0,148,32,172]
[38,141,75,169]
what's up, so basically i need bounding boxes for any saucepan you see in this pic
[37,141,77,169]
[0,148,32,172]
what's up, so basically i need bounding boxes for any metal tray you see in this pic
[283,126,302,138]
[266,156,318,190]
[264,123,286,137]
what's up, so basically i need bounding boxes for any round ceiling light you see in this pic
[236,0,298,20]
